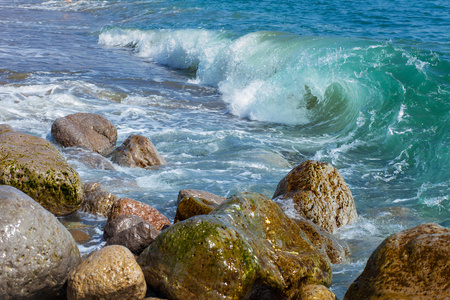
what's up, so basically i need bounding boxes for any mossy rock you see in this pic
[138,192,331,300]
[173,196,219,223]
[0,131,83,216]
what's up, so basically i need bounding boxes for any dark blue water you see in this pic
[1,0,449,297]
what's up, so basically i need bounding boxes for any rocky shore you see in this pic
[0,114,448,299]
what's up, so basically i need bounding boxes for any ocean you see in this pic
[1,0,449,298]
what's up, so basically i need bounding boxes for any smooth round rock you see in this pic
[67,245,147,300]
[0,185,81,299]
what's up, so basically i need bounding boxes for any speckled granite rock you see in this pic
[108,197,171,231]
[138,192,331,300]
[273,160,357,233]
[0,185,81,299]
[51,112,117,156]
[344,223,450,300]
[0,129,83,216]
[67,245,146,300]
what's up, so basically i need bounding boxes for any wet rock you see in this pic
[67,245,146,300]
[297,284,336,299]
[51,112,118,156]
[0,123,15,135]
[0,130,83,216]
[80,182,119,217]
[63,148,115,170]
[69,229,91,244]
[174,196,219,223]
[104,215,160,255]
[344,223,450,300]
[176,188,225,206]
[108,197,171,231]
[138,192,331,300]
[110,134,165,168]
[0,185,81,299]
[273,160,357,233]
[293,217,350,264]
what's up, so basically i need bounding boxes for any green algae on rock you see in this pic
[138,192,332,300]
[0,129,83,216]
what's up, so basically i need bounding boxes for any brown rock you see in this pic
[67,245,146,300]
[51,112,118,156]
[174,196,219,223]
[344,223,450,300]
[176,189,225,206]
[293,217,350,264]
[104,215,160,255]
[110,134,165,168]
[297,284,336,299]
[108,198,171,231]
[273,160,357,233]
[80,182,118,217]
[0,124,15,135]
[0,130,83,216]
[68,229,90,244]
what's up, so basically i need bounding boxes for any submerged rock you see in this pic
[110,134,166,168]
[51,112,118,156]
[138,192,331,300]
[67,245,146,300]
[0,185,81,299]
[108,197,171,231]
[0,129,83,216]
[80,182,119,217]
[104,215,160,255]
[63,148,116,170]
[344,223,450,299]
[273,160,357,233]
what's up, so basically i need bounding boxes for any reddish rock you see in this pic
[108,198,171,231]
[80,182,118,217]
[51,112,118,156]
[344,223,450,300]
[273,160,357,233]
[110,134,165,168]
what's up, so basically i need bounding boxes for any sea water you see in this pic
[0,0,449,298]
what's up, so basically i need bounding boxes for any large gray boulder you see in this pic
[0,128,83,216]
[51,112,118,156]
[0,185,81,299]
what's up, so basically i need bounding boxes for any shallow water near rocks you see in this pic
[1,0,449,298]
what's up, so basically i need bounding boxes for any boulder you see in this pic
[138,192,331,300]
[67,245,146,300]
[110,134,166,168]
[63,148,115,170]
[0,185,81,299]
[174,196,219,223]
[297,284,336,299]
[293,217,350,264]
[0,130,83,216]
[0,123,15,135]
[104,215,160,255]
[344,223,450,299]
[51,112,117,156]
[108,197,171,231]
[176,189,225,206]
[80,182,118,217]
[273,160,357,233]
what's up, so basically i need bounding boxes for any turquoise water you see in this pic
[0,0,449,298]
